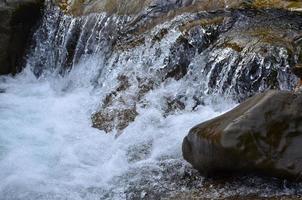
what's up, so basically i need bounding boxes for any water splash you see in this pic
[0,1,301,199]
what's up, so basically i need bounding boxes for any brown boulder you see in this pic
[183,90,302,180]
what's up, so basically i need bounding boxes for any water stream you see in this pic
[0,1,300,199]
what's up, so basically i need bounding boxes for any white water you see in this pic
[2,1,302,199]
[0,52,233,199]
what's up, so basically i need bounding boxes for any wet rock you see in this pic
[183,90,302,180]
[102,160,204,200]
[163,96,186,116]
[152,28,168,43]
[169,174,302,200]
[0,0,44,75]
[92,9,302,134]
[81,0,302,134]
[182,9,301,100]
[53,0,302,41]
[91,74,139,133]
[54,0,242,38]
[53,0,302,101]
[292,64,302,78]
[137,78,155,99]
[92,107,138,133]
[56,0,302,16]
[251,0,302,11]
[162,36,196,81]
[126,141,153,163]
[292,36,302,79]
[118,9,301,101]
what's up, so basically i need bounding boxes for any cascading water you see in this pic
[0,1,301,200]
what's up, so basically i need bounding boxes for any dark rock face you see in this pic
[183,90,302,180]
[162,36,196,81]
[0,0,44,75]
[121,9,302,101]
[182,10,301,100]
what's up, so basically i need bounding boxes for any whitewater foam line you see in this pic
[0,66,232,199]
[0,1,233,198]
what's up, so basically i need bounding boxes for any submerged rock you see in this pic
[91,74,139,133]
[183,90,302,180]
[91,107,138,134]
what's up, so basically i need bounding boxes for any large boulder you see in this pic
[183,90,302,180]
[0,0,44,75]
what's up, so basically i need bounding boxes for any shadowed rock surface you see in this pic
[0,0,44,75]
[183,90,302,180]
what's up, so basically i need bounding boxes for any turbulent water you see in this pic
[0,2,301,200]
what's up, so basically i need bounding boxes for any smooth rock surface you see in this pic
[0,0,43,75]
[183,90,302,180]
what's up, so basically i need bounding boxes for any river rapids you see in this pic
[0,1,301,199]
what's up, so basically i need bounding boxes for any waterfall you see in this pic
[0,1,300,199]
